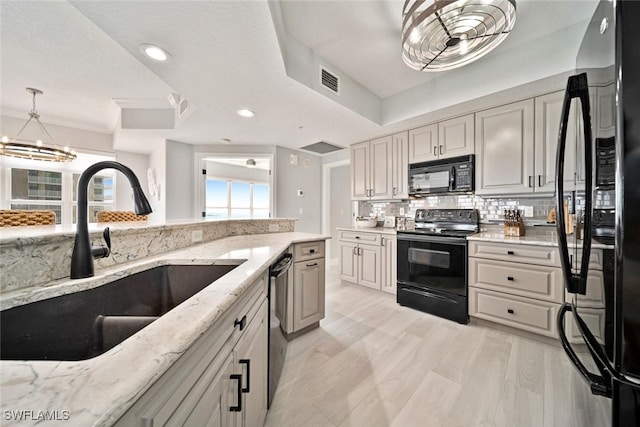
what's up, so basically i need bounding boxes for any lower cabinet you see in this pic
[279,240,327,336]
[338,229,396,294]
[115,273,268,427]
[293,257,326,331]
[469,240,607,343]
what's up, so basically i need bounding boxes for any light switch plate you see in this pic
[522,206,534,217]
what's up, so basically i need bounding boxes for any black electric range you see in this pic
[396,209,479,323]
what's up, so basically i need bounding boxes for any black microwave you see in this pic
[408,155,475,196]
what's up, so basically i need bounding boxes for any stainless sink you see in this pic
[0,262,245,361]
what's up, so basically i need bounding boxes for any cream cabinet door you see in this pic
[293,259,326,331]
[409,123,438,164]
[339,241,358,283]
[182,353,236,427]
[380,236,397,295]
[475,99,535,195]
[596,83,615,138]
[534,91,577,193]
[391,132,409,199]
[351,141,370,200]
[575,89,597,188]
[234,301,268,427]
[358,244,382,290]
[438,114,474,159]
[370,136,393,199]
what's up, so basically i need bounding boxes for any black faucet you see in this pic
[70,161,153,279]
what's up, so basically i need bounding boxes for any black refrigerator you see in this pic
[555,1,640,426]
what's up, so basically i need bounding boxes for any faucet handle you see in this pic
[92,227,111,259]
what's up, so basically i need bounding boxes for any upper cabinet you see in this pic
[596,83,615,138]
[351,133,408,201]
[391,132,409,199]
[408,114,474,164]
[475,99,535,195]
[534,91,578,193]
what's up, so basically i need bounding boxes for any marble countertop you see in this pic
[0,232,328,427]
[469,230,614,249]
[336,227,398,235]
[0,217,299,244]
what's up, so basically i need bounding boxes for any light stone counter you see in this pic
[336,227,397,236]
[0,232,329,427]
[468,229,614,250]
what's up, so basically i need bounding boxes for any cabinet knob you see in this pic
[507,250,515,255]
[507,276,514,281]
[507,309,515,314]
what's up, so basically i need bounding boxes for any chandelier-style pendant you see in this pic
[0,88,77,162]
[402,0,516,72]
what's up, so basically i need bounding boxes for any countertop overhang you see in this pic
[0,232,328,427]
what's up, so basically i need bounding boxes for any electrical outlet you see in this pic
[191,229,203,243]
[299,207,303,215]
[269,224,279,232]
[522,206,534,217]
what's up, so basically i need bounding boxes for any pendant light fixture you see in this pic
[402,0,516,72]
[0,88,77,162]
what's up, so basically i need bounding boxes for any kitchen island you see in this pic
[0,229,328,426]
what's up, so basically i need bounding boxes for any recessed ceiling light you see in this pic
[140,44,172,62]
[237,109,255,118]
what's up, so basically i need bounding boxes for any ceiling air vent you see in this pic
[320,67,340,94]
[300,141,345,155]
[178,97,189,118]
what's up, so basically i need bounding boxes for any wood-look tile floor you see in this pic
[265,263,611,427]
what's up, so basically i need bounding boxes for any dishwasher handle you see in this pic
[270,253,293,278]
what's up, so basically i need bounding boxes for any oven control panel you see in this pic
[415,209,478,224]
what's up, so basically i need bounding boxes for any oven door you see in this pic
[397,233,467,296]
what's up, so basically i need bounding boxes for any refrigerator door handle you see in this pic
[557,303,612,397]
[555,73,594,295]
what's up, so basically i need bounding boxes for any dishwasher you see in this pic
[268,250,292,408]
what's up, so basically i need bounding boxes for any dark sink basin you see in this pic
[0,262,244,361]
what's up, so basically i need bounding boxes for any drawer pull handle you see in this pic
[309,249,316,253]
[229,374,243,412]
[507,309,515,314]
[507,250,515,255]
[234,315,247,331]
[239,359,250,393]
[355,236,360,239]
[306,263,318,268]
[507,276,514,281]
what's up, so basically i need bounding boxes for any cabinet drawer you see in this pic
[469,288,559,337]
[469,258,563,303]
[338,231,381,245]
[565,270,605,308]
[294,240,325,262]
[565,307,605,345]
[469,241,560,267]
[570,248,603,271]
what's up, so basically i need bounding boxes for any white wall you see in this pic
[114,150,149,211]
[148,142,167,223]
[275,146,322,233]
[205,160,270,183]
[165,139,194,220]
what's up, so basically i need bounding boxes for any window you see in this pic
[206,179,270,219]
[1,154,116,225]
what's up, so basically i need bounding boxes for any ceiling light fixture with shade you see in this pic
[0,88,77,162]
[245,159,257,168]
[402,0,516,72]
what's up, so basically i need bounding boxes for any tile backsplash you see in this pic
[358,189,615,226]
